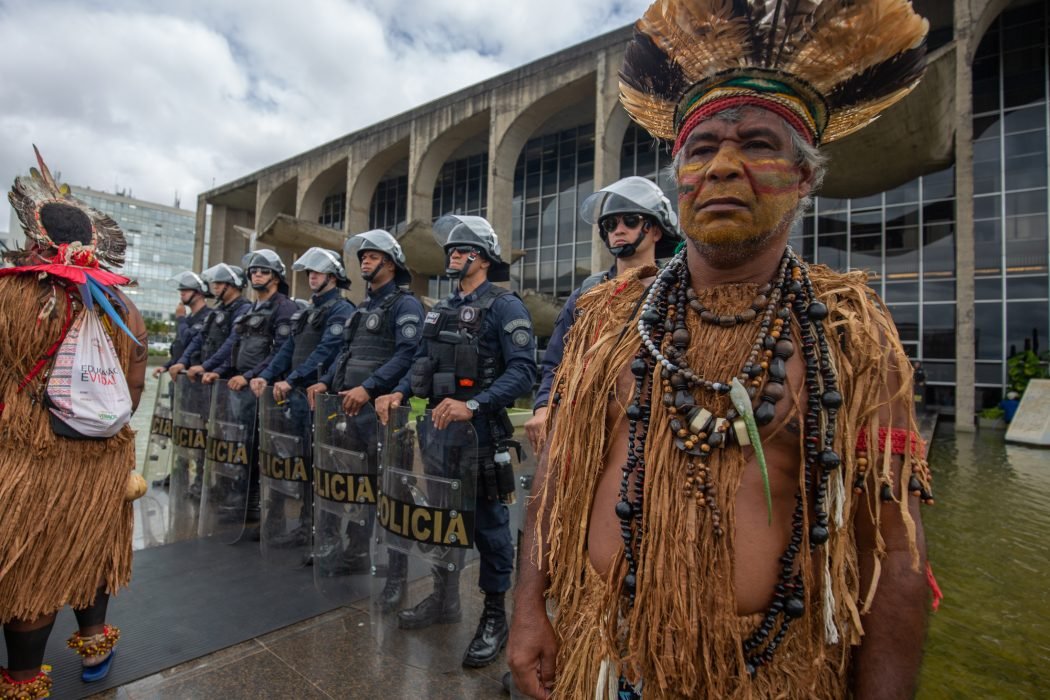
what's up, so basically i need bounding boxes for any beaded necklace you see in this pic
[618,246,842,674]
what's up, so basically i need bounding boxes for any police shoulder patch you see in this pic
[396,314,421,326]
[503,318,531,334]
[276,323,292,337]
[401,324,418,339]
[328,323,344,337]
[512,329,532,347]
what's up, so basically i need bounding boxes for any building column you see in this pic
[592,49,621,274]
[954,0,977,431]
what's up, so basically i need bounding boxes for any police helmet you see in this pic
[201,263,246,289]
[292,247,350,289]
[241,248,289,294]
[580,176,682,258]
[432,214,510,282]
[170,270,213,297]
[345,229,411,285]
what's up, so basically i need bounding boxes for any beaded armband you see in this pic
[0,667,52,699]
[67,624,120,659]
[854,428,934,505]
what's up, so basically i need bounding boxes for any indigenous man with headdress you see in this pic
[509,2,935,698]
[0,148,148,698]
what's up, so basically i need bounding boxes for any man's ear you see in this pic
[797,163,815,200]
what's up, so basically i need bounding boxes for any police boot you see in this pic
[397,567,461,629]
[379,551,408,613]
[462,592,508,668]
[269,524,310,548]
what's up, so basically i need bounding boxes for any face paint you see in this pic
[677,149,802,250]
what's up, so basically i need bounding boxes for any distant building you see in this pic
[196,0,1047,426]
[70,187,195,321]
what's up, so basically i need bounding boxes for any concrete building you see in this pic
[71,187,196,321]
[195,0,1048,428]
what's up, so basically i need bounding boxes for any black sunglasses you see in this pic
[449,245,478,255]
[599,214,644,233]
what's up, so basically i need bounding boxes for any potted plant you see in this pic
[977,406,1006,430]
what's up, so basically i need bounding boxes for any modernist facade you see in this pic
[195,0,1048,427]
[71,187,196,320]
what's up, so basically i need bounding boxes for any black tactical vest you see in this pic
[233,299,283,373]
[332,289,407,391]
[290,296,341,372]
[411,285,509,404]
[201,298,249,362]
[174,306,213,367]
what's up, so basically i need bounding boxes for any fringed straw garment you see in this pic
[0,276,135,622]
[540,264,927,699]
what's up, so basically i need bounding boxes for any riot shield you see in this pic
[259,389,313,567]
[199,382,257,544]
[164,374,211,542]
[371,406,482,672]
[312,394,379,601]
[137,373,175,547]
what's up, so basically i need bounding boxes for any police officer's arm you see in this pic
[316,347,342,390]
[285,303,355,388]
[173,332,203,369]
[258,334,294,384]
[242,298,297,381]
[533,290,579,411]
[472,295,538,412]
[163,315,190,370]
[361,297,423,397]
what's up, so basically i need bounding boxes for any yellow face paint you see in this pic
[677,147,803,249]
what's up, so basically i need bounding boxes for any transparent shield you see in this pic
[166,374,211,543]
[371,406,483,672]
[199,383,257,544]
[137,374,175,547]
[312,394,379,602]
[259,389,313,567]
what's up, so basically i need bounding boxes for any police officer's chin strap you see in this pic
[606,226,649,259]
[444,250,478,281]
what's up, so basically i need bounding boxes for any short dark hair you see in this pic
[40,203,93,245]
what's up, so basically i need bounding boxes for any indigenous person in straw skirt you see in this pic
[509,2,936,698]
[0,149,148,698]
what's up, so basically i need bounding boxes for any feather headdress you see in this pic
[620,0,929,152]
[7,146,127,269]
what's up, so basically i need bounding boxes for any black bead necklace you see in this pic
[616,247,841,675]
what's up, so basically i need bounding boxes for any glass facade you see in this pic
[369,174,408,232]
[429,153,490,299]
[620,122,678,205]
[510,124,595,299]
[319,192,345,229]
[970,1,1050,408]
[74,188,196,321]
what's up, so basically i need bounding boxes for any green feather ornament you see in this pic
[730,377,772,524]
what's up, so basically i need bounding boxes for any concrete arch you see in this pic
[970,0,1015,63]
[488,71,598,267]
[346,137,410,235]
[258,176,297,233]
[409,109,491,223]
[299,156,349,228]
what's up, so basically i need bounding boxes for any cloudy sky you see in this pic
[0,0,648,230]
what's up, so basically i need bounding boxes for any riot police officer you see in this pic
[524,176,681,454]
[306,230,424,597]
[155,271,213,380]
[168,263,250,383]
[202,250,298,525]
[375,214,537,669]
[248,247,355,547]
[203,250,299,388]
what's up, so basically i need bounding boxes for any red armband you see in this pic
[855,426,925,457]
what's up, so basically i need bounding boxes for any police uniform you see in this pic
[533,264,615,411]
[397,279,536,594]
[260,287,355,388]
[214,292,299,379]
[164,305,213,371]
[176,296,251,376]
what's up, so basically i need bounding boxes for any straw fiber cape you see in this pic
[0,275,145,623]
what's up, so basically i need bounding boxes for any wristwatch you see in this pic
[465,399,480,417]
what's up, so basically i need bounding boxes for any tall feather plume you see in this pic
[620,0,929,145]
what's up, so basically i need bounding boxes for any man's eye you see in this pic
[746,141,773,150]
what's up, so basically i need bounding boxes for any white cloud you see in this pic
[0,0,647,230]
